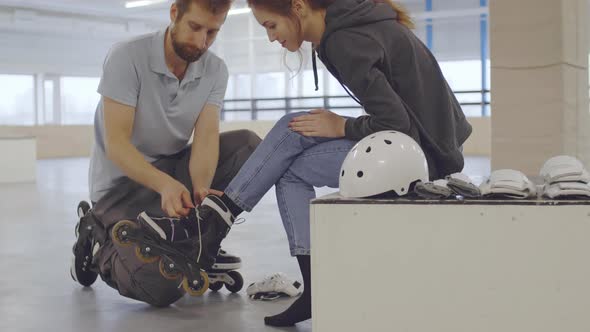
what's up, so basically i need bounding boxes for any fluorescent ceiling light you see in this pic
[125,1,251,14]
[228,8,251,16]
[125,0,169,9]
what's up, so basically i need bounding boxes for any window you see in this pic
[60,76,100,125]
[439,60,490,117]
[43,80,55,124]
[0,75,35,125]
[327,73,363,117]
[255,72,286,120]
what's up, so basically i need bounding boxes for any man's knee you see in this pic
[137,283,184,307]
[146,295,179,308]
[231,129,261,152]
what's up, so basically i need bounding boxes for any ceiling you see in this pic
[0,0,428,19]
[0,0,250,22]
[0,0,480,24]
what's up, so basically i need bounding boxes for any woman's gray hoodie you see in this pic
[316,0,472,179]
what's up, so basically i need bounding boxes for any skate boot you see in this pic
[70,201,100,287]
[197,195,236,265]
[110,211,210,296]
[208,249,244,293]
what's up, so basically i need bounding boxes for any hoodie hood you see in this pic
[323,0,398,39]
[311,0,398,90]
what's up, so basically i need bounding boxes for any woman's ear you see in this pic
[291,0,308,18]
[170,3,178,22]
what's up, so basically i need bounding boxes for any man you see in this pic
[70,0,261,307]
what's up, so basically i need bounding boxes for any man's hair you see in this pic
[175,0,233,20]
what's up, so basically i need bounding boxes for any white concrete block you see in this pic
[0,137,36,183]
[311,195,590,332]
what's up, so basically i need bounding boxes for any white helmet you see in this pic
[339,131,429,198]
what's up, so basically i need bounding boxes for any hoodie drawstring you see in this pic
[312,49,319,91]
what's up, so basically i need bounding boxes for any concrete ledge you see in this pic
[311,193,590,332]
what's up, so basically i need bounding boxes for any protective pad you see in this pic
[543,182,590,199]
[480,169,537,199]
[446,172,481,198]
[540,155,590,184]
[415,180,453,199]
[247,273,302,301]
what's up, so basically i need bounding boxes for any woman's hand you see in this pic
[194,187,224,206]
[289,109,346,138]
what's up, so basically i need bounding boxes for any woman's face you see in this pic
[252,6,303,52]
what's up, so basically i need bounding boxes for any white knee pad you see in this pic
[480,169,537,199]
[540,155,590,184]
[543,182,590,199]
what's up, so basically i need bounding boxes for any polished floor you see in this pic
[0,157,489,332]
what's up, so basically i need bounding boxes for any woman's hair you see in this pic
[246,0,413,74]
[377,0,414,29]
[246,0,414,30]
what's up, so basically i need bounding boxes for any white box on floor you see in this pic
[311,194,590,332]
[0,136,37,183]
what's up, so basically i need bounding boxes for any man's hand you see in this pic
[289,109,346,138]
[194,187,224,206]
[158,177,195,217]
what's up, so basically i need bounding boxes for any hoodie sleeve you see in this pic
[323,30,412,141]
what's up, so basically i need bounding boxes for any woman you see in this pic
[207,0,472,326]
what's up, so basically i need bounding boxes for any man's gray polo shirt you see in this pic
[89,28,228,202]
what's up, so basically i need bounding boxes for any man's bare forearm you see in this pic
[107,140,171,194]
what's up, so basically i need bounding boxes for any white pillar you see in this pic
[489,0,589,174]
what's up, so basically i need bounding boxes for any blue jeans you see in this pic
[224,112,357,256]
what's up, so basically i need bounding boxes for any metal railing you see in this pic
[221,90,491,120]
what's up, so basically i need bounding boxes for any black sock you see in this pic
[264,255,312,326]
[220,194,243,217]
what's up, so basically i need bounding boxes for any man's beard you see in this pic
[171,26,204,63]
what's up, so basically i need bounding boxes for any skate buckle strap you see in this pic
[139,212,168,240]
[203,196,235,228]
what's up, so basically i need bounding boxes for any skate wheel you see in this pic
[225,271,244,293]
[111,220,137,247]
[209,282,223,292]
[159,258,181,280]
[77,201,91,218]
[135,246,159,264]
[182,271,209,296]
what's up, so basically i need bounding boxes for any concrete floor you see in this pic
[0,157,489,332]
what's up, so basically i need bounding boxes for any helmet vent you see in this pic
[366,147,371,153]
[341,170,345,177]
[384,140,392,145]
[357,171,364,178]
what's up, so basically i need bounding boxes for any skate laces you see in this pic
[194,209,204,264]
